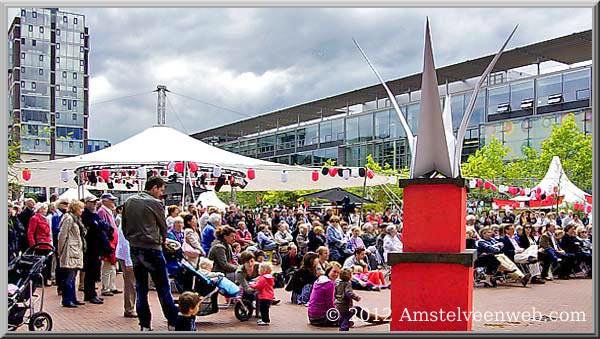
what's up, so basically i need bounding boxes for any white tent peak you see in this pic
[534,156,590,203]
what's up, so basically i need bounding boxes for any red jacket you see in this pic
[28,213,52,250]
[235,229,253,245]
[249,273,275,301]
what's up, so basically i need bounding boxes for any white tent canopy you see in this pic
[195,191,228,211]
[15,125,389,191]
[58,187,95,201]
[511,156,590,204]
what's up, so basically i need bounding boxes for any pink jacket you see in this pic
[97,206,118,264]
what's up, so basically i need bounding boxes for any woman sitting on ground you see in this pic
[316,246,330,274]
[286,252,319,305]
[207,226,238,281]
[307,262,390,327]
[308,225,326,252]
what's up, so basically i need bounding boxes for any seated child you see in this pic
[350,265,381,291]
[231,242,242,265]
[174,291,200,331]
[198,257,224,281]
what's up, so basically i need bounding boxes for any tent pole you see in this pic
[358,168,368,227]
[181,161,187,208]
[187,168,196,207]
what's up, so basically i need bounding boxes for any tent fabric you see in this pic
[58,188,95,201]
[530,156,590,204]
[15,126,389,191]
[195,191,228,211]
[300,187,375,204]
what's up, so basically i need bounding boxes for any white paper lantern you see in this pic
[167,162,175,172]
[137,166,147,179]
[524,188,531,195]
[469,179,477,189]
[351,168,360,178]
[342,169,350,180]
[281,170,289,183]
[491,202,498,210]
[213,165,222,178]
[60,169,71,182]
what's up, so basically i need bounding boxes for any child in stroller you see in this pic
[164,240,253,321]
[7,243,55,331]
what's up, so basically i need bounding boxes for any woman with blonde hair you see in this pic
[57,200,86,307]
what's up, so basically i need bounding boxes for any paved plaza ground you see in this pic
[23,272,594,333]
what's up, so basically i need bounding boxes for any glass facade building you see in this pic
[8,8,89,162]
[87,138,111,153]
[205,65,591,169]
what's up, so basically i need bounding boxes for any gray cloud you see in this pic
[21,7,591,143]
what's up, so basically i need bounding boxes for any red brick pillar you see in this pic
[388,178,476,331]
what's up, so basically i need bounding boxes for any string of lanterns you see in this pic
[21,164,378,187]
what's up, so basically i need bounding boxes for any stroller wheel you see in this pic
[29,312,52,331]
[234,299,254,322]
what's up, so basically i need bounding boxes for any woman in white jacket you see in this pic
[183,213,205,268]
[383,224,403,263]
[57,200,86,308]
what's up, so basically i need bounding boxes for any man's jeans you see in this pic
[130,247,178,328]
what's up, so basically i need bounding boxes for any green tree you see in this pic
[521,114,592,193]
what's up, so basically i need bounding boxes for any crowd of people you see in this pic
[7,177,402,332]
[7,181,592,332]
[467,207,592,288]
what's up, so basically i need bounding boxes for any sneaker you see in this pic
[101,291,114,296]
[272,299,281,306]
[257,320,270,326]
[167,324,176,331]
[111,289,123,294]
[521,273,531,287]
[124,312,138,318]
[141,327,153,331]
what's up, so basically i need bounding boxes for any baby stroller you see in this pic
[7,243,55,331]
[173,258,254,322]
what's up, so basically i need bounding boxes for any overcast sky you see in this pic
[8,7,592,144]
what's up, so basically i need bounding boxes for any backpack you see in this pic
[273,272,285,289]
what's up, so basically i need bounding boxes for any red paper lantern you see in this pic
[476,179,483,188]
[99,169,110,181]
[328,168,338,177]
[311,171,319,182]
[22,169,31,181]
[174,162,184,173]
[553,186,558,193]
[483,181,491,189]
[490,183,497,192]
[585,205,592,213]
[367,169,375,179]
[519,188,526,196]
[188,162,199,173]
[247,168,256,180]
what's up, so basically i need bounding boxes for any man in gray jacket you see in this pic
[122,176,177,331]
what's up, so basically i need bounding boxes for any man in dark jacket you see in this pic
[122,176,177,331]
[82,195,113,304]
[17,198,36,253]
[281,244,302,281]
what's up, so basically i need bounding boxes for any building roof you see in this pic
[191,29,592,140]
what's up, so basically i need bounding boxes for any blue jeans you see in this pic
[130,247,178,328]
[61,268,79,305]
